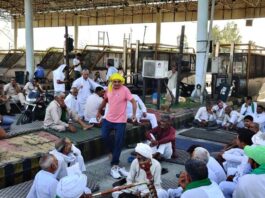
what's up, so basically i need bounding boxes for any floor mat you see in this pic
[164,149,190,165]
[179,128,237,144]
[176,136,224,153]
[8,121,44,137]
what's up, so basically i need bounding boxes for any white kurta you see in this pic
[49,145,86,180]
[53,64,67,92]
[222,110,244,128]
[254,113,265,132]
[106,66,118,81]
[212,103,227,125]
[252,131,265,146]
[240,102,257,116]
[207,157,226,184]
[167,70,177,91]
[194,107,214,122]
[181,182,225,198]
[26,170,58,198]
[84,93,103,121]
[126,94,158,128]
[64,93,79,115]
[73,58,82,72]
[125,158,168,198]
[72,77,101,116]
[233,174,265,198]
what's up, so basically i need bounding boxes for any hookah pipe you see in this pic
[139,160,158,198]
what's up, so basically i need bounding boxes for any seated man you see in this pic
[222,106,244,130]
[112,143,168,198]
[56,173,92,198]
[44,92,92,132]
[84,86,105,123]
[233,146,265,198]
[249,122,265,146]
[192,147,226,184]
[50,137,86,180]
[243,115,254,129]
[26,154,58,198]
[169,159,225,198]
[193,103,216,128]
[4,78,26,113]
[254,105,265,132]
[145,114,176,160]
[240,96,257,116]
[64,87,80,115]
[23,78,44,97]
[212,100,227,125]
[127,94,158,129]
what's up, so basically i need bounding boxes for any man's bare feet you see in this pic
[83,124,94,130]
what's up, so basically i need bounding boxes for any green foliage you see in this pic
[212,22,242,44]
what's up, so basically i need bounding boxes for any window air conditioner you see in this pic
[142,60,168,78]
[107,58,119,68]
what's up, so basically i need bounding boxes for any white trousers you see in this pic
[5,93,26,112]
[128,112,158,129]
[151,142,173,159]
[45,124,66,132]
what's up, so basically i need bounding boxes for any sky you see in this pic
[1,18,265,50]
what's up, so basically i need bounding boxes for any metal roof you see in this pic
[0,0,264,27]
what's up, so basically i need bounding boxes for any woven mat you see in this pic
[179,128,237,144]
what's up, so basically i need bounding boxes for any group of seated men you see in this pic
[193,96,265,133]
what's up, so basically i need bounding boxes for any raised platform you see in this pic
[0,110,194,189]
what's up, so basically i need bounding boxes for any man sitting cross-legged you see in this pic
[49,137,86,180]
[193,103,216,128]
[44,92,93,132]
[112,143,168,198]
[127,94,158,129]
[26,154,59,198]
[145,114,176,160]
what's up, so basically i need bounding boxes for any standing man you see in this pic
[72,53,82,80]
[72,69,101,117]
[105,61,118,82]
[167,65,178,95]
[53,64,68,93]
[97,73,137,179]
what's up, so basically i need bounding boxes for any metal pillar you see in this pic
[191,0,209,101]
[74,14,79,49]
[24,0,34,79]
[13,17,18,49]
[175,26,185,104]
[123,39,128,84]
[155,8,161,59]
[135,40,140,74]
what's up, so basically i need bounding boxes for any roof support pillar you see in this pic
[24,0,35,79]
[74,14,79,49]
[155,8,161,45]
[13,16,18,49]
[191,0,209,102]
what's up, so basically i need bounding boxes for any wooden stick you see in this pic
[92,181,147,197]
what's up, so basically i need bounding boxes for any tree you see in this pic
[212,22,242,44]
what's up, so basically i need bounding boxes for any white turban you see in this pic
[135,143,152,159]
[192,147,210,163]
[56,173,87,198]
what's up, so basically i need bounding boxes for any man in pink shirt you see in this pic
[97,73,137,179]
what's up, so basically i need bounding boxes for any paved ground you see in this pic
[0,126,230,198]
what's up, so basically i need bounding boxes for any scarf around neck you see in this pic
[251,164,265,175]
[184,178,212,192]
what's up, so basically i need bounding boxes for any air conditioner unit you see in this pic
[142,60,168,79]
[107,57,119,68]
